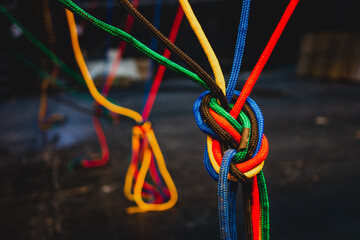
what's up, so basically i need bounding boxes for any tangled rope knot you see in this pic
[124,121,178,214]
[193,90,269,183]
[194,90,270,239]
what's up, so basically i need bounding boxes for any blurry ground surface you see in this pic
[0,68,359,240]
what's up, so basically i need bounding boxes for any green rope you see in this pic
[0,4,85,86]
[258,170,270,240]
[11,51,91,101]
[209,99,250,161]
[56,0,210,90]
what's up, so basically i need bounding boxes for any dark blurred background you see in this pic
[0,0,360,239]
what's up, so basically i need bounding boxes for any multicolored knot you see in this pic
[194,90,270,239]
[193,90,269,183]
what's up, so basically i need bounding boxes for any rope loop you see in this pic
[124,121,178,214]
[194,91,269,182]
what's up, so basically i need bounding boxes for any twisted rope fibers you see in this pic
[65,7,178,213]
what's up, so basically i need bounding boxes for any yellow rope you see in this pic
[207,136,263,179]
[180,1,263,179]
[126,123,178,214]
[179,0,226,95]
[66,9,177,213]
[65,9,143,123]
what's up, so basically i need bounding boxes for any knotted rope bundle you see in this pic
[194,91,268,182]
[194,90,269,239]
[186,0,298,238]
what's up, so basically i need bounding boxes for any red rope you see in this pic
[81,116,110,168]
[230,0,299,119]
[251,176,261,239]
[209,0,299,237]
[141,6,184,120]
[102,0,140,96]
[83,0,140,168]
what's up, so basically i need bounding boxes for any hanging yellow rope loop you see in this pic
[179,0,226,95]
[65,9,143,123]
[65,9,177,213]
[125,122,178,214]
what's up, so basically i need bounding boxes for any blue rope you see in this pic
[200,93,264,239]
[193,91,217,138]
[142,0,163,109]
[203,145,218,181]
[229,181,238,239]
[193,92,262,146]
[226,0,251,102]
[234,91,264,154]
[200,93,263,180]
[197,2,253,238]
[218,149,237,240]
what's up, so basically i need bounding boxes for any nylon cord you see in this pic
[115,0,229,111]
[179,0,226,95]
[58,0,210,90]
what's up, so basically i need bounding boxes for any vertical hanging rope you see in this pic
[225,0,250,102]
